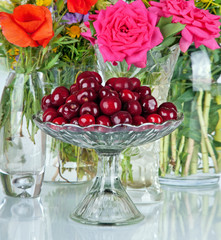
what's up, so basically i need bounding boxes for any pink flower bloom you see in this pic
[82,0,163,69]
[149,0,220,52]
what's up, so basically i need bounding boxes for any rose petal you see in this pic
[179,37,191,53]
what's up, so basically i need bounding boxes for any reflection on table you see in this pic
[0,181,220,240]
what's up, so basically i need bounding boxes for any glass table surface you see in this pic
[0,179,221,240]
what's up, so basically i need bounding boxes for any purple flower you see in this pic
[62,13,90,24]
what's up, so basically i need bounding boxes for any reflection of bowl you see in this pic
[33,113,183,152]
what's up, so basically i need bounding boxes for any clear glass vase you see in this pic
[159,82,221,186]
[0,71,46,197]
[42,66,98,183]
[95,44,181,203]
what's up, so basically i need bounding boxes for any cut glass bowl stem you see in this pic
[33,113,183,225]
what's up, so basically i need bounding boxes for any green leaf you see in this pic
[53,25,65,38]
[174,89,195,104]
[41,54,61,70]
[157,16,173,29]
[161,22,185,39]
[208,103,221,134]
[89,21,96,38]
[0,6,12,13]
[158,36,178,49]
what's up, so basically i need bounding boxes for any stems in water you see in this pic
[197,90,218,172]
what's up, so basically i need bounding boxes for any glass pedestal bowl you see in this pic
[33,113,183,226]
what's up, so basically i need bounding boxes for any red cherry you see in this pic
[105,85,113,90]
[158,107,177,121]
[57,104,65,116]
[109,90,119,98]
[96,115,112,126]
[106,77,132,92]
[136,86,151,98]
[112,77,132,92]
[80,102,100,117]
[130,77,141,91]
[125,100,142,116]
[43,108,58,122]
[99,87,118,99]
[105,78,117,89]
[119,89,135,102]
[41,94,53,111]
[70,117,79,125]
[76,71,102,86]
[159,102,177,112]
[146,114,163,124]
[100,96,122,116]
[62,102,80,120]
[90,71,102,84]
[111,111,132,125]
[52,117,68,125]
[76,88,97,105]
[140,95,158,114]
[51,86,70,107]
[80,78,100,91]
[133,92,140,101]
[43,108,57,115]
[66,94,78,104]
[76,72,94,86]
[78,114,95,127]
[99,87,111,99]
[70,83,79,95]
[132,116,147,126]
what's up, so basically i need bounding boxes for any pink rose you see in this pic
[82,0,163,69]
[149,0,220,52]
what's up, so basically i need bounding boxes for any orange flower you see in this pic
[67,0,98,14]
[0,4,54,48]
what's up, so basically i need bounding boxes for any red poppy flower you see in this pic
[67,0,98,14]
[0,4,54,48]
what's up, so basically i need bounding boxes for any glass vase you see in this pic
[0,71,46,197]
[96,44,180,203]
[42,66,98,183]
[159,82,221,186]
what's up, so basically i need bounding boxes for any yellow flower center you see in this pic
[36,0,52,7]
[66,26,81,39]
[8,47,19,56]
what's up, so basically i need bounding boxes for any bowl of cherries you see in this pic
[35,70,183,226]
[40,71,179,129]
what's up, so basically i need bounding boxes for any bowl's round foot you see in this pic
[70,178,144,226]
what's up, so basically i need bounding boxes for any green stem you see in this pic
[201,137,209,173]
[190,144,199,175]
[197,90,218,172]
[183,138,195,176]
[163,135,169,174]
[175,135,185,175]
[214,95,221,171]
[202,91,211,172]
[171,129,177,165]
[160,138,165,176]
